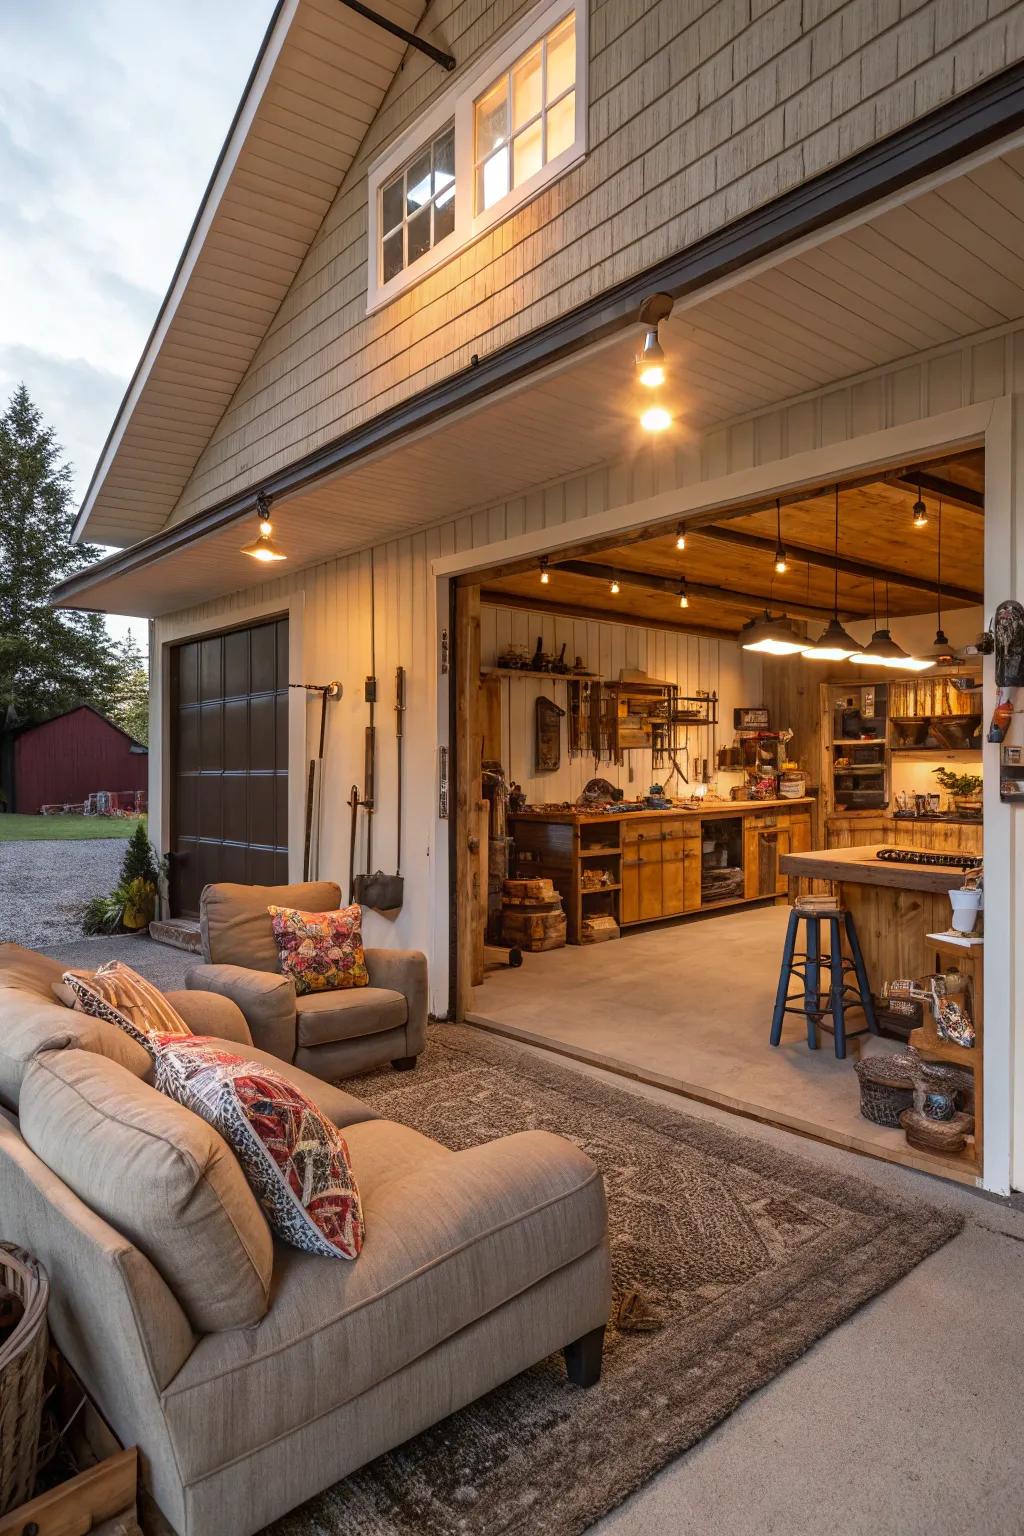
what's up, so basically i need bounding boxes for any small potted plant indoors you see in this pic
[932,766,983,816]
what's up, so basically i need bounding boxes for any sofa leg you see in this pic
[563,1324,605,1387]
[391,1056,418,1072]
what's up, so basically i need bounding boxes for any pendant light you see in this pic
[912,479,928,528]
[930,499,956,664]
[801,484,858,661]
[675,524,686,551]
[636,292,673,429]
[241,491,286,562]
[637,327,666,388]
[773,499,788,574]
[678,579,689,610]
[610,574,620,595]
[850,581,932,670]
[539,557,550,585]
[740,610,806,655]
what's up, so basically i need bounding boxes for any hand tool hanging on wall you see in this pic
[289,680,341,880]
[352,550,378,905]
[355,666,407,912]
[347,784,361,903]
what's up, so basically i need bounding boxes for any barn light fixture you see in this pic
[610,574,621,595]
[539,557,550,585]
[675,524,686,552]
[801,485,857,661]
[636,291,673,388]
[773,499,788,575]
[912,478,928,528]
[678,580,689,610]
[850,580,933,670]
[241,491,286,562]
[740,610,805,655]
[930,499,956,663]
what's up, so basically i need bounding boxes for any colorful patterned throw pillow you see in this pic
[155,1037,363,1260]
[63,961,193,1057]
[268,903,369,995]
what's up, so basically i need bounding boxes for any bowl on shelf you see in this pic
[931,715,982,750]
[890,718,929,746]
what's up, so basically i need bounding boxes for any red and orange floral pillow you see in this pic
[268,903,369,995]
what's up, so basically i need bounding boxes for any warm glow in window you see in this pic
[474,13,576,214]
[379,124,456,284]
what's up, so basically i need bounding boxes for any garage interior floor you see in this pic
[467,903,978,1186]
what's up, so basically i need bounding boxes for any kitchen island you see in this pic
[779,843,972,986]
[510,798,813,942]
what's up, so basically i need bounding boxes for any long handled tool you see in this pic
[354,666,406,912]
[289,680,341,880]
[347,784,360,903]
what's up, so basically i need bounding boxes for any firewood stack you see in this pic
[500,878,567,951]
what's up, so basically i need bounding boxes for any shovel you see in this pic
[354,667,405,913]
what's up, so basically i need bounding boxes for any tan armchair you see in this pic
[186,881,427,1080]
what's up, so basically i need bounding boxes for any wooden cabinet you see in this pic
[744,809,812,898]
[622,817,701,923]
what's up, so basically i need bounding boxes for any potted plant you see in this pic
[932,766,983,816]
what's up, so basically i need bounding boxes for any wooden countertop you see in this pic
[780,843,970,893]
[510,798,813,825]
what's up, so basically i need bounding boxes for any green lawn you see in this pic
[0,814,145,842]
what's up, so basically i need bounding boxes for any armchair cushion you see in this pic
[185,963,296,1063]
[200,881,341,971]
[295,987,407,1048]
[160,1126,607,1483]
[20,1049,273,1333]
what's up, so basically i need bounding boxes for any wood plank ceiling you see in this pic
[480,451,986,641]
[77,0,426,547]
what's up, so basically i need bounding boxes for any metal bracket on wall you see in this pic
[438,745,449,819]
[336,0,456,70]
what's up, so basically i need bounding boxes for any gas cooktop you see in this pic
[875,848,983,870]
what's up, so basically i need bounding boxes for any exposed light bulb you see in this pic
[638,362,666,388]
[912,500,927,527]
[641,405,672,432]
[678,586,689,610]
[774,547,788,575]
[637,327,666,388]
[675,527,686,551]
[539,558,550,585]
[610,578,620,595]
[259,518,273,538]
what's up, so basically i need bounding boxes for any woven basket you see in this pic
[0,1244,49,1514]
[853,1054,918,1128]
[900,1108,973,1154]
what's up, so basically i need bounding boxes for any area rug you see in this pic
[265,1024,962,1536]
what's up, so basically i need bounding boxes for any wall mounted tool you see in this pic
[289,680,341,879]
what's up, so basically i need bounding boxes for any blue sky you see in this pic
[0,1,275,646]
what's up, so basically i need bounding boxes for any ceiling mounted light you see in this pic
[740,610,806,655]
[636,292,673,389]
[539,557,550,586]
[241,491,286,562]
[641,405,672,433]
[675,524,686,552]
[802,484,857,660]
[773,498,788,574]
[610,575,621,596]
[678,580,689,610]
[849,628,914,667]
[912,478,928,528]
[930,498,956,663]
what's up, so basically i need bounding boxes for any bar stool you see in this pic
[769,905,878,1059]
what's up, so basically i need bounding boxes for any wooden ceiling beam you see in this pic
[694,526,983,605]
[479,590,740,642]
[553,559,851,622]
[885,469,984,513]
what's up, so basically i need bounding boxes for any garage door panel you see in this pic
[170,617,289,918]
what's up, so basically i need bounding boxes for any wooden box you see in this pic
[0,1447,139,1536]
[501,908,566,951]
[581,914,619,944]
[502,878,557,903]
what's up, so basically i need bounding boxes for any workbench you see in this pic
[510,799,813,942]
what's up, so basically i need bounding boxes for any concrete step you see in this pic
[148,918,202,953]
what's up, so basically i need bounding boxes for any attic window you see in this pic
[379,125,456,285]
[366,0,586,313]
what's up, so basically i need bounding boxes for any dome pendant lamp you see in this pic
[801,486,857,661]
[241,490,287,562]
[740,610,806,655]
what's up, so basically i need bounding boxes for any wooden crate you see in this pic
[0,1447,138,1536]
[581,914,620,944]
[501,907,566,951]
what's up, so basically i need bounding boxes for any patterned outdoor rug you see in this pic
[265,1024,962,1536]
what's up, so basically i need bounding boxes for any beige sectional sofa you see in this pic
[0,943,611,1536]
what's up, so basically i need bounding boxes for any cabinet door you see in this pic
[621,852,640,924]
[743,824,761,900]
[661,822,687,915]
[635,824,664,921]
[773,826,792,894]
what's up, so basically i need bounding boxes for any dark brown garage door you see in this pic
[169,617,289,917]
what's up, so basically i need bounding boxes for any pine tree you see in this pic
[0,384,121,806]
[109,631,150,745]
[119,820,161,887]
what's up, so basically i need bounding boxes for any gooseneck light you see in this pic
[241,490,286,562]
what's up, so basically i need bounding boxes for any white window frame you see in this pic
[366,0,587,313]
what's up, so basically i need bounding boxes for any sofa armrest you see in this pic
[185,964,296,1063]
[364,948,428,1052]
[164,989,252,1046]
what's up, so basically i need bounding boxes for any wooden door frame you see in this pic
[450,583,483,1020]
[434,400,1013,1193]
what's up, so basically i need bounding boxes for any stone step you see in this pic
[148,918,202,953]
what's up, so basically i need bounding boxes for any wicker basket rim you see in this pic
[0,1243,49,1375]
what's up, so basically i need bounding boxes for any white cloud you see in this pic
[0,0,273,656]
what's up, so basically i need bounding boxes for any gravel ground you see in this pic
[0,837,129,948]
[36,934,194,988]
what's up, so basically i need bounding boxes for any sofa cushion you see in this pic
[159,1127,607,1483]
[63,961,193,1055]
[295,988,407,1048]
[269,904,369,995]
[200,882,341,972]
[19,1049,273,1333]
[156,1039,364,1260]
[0,946,151,1112]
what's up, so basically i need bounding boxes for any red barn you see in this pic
[11,706,148,814]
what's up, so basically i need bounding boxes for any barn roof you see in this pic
[14,704,148,752]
